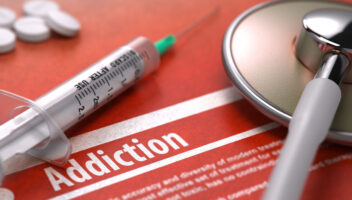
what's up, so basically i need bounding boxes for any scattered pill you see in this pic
[45,10,80,37]
[23,0,59,18]
[0,7,16,28]
[14,17,50,42]
[0,188,15,200]
[0,28,16,54]
[0,0,81,55]
[0,188,14,200]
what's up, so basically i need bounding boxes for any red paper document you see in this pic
[1,0,352,199]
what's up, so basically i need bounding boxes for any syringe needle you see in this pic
[175,6,219,38]
[0,5,219,184]
[154,6,219,55]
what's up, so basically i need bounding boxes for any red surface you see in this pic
[1,0,352,199]
[0,0,265,137]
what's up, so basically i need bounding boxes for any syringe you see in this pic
[0,7,217,181]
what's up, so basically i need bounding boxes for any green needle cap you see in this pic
[154,35,176,55]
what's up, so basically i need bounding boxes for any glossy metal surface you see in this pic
[315,53,350,85]
[222,1,352,145]
[296,9,352,82]
[304,9,352,51]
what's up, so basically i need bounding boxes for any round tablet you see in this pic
[0,28,15,54]
[0,7,16,28]
[14,17,50,42]
[23,0,59,18]
[45,10,80,37]
[0,188,14,200]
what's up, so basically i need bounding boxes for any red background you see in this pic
[1,0,352,199]
[0,0,269,137]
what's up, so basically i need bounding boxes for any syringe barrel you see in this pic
[36,36,160,131]
[0,36,160,172]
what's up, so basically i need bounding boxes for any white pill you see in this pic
[23,0,59,18]
[45,10,80,37]
[14,17,50,42]
[0,7,16,28]
[0,188,14,200]
[0,28,15,54]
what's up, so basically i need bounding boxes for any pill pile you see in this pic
[0,0,81,54]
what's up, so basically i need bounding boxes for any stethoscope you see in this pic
[222,1,352,200]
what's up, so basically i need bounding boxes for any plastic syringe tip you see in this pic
[154,35,176,55]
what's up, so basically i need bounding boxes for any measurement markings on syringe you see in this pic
[73,49,144,120]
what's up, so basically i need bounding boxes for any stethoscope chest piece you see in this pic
[223,1,352,145]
